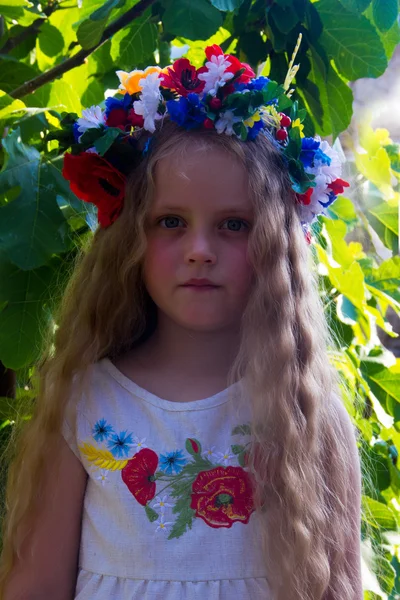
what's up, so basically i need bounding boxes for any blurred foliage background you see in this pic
[0,0,400,597]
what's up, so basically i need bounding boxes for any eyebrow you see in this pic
[153,206,253,215]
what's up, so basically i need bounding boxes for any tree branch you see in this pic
[9,0,156,100]
[1,3,56,55]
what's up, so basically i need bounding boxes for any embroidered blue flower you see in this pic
[300,137,321,168]
[107,430,134,458]
[105,93,133,117]
[166,94,206,130]
[159,450,187,475]
[92,418,114,442]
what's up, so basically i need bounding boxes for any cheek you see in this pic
[143,237,177,285]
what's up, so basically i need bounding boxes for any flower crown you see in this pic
[56,34,349,244]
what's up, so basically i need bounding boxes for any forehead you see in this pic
[152,144,251,213]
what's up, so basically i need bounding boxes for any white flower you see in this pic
[85,147,99,154]
[133,72,162,133]
[215,110,241,136]
[155,515,173,533]
[152,495,173,512]
[96,470,108,486]
[198,53,234,96]
[133,437,147,452]
[76,105,106,136]
[217,448,235,466]
[202,446,218,460]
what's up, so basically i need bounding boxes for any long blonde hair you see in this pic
[0,119,361,599]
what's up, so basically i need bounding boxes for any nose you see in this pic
[184,231,217,265]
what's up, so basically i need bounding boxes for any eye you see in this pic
[158,216,185,229]
[221,218,250,232]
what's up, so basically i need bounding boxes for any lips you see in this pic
[182,278,219,287]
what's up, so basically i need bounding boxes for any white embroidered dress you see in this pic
[62,358,272,599]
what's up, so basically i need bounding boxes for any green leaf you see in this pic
[110,11,157,70]
[77,17,108,50]
[0,0,27,20]
[375,555,396,595]
[163,0,223,41]
[269,3,300,35]
[93,128,122,156]
[0,90,26,124]
[317,0,387,80]
[0,129,69,270]
[168,497,196,539]
[37,22,65,57]
[0,57,38,94]
[0,254,66,369]
[337,0,372,11]
[369,201,398,237]
[210,0,245,10]
[232,423,251,436]
[231,444,245,454]
[362,495,398,530]
[144,504,159,522]
[306,46,353,138]
[91,0,126,21]
[372,0,398,32]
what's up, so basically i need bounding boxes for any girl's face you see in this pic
[143,145,254,332]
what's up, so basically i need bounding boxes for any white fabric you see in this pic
[62,358,272,599]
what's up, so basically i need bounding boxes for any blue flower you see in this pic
[92,418,114,442]
[300,137,321,168]
[247,119,265,141]
[105,93,132,117]
[319,190,337,209]
[314,148,331,166]
[167,94,206,130]
[107,430,134,458]
[159,450,187,475]
[73,121,81,143]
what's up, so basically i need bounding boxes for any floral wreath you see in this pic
[53,34,349,245]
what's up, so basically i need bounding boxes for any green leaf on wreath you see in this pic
[145,504,159,522]
[94,128,122,156]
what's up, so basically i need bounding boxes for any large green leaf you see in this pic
[372,0,398,33]
[210,0,245,9]
[110,11,157,70]
[77,16,108,50]
[0,129,70,270]
[317,0,387,80]
[337,0,372,11]
[37,22,65,58]
[305,46,353,138]
[0,57,39,94]
[362,496,398,530]
[0,254,67,369]
[163,0,223,41]
[361,359,400,421]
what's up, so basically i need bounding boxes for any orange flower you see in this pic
[116,66,166,95]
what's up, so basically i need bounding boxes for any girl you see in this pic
[0,42,362,600]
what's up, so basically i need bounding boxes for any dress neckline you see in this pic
[99,358,243,412]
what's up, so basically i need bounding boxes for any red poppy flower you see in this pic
[121,448,158,506]
[62,152,125,228]
[190,466,255,528]
[327,178,349,196]
[161,58,205,97]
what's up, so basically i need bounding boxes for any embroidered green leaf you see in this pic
[79,442,128,470]
[238,451,246,468]
[145,504,159,522]
[232,424,251,436]
[168,497,196,540]
[231,444,245,455]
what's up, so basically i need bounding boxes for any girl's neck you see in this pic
[138,316,241,381]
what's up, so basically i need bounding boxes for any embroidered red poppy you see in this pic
[161,58,205,97]
[121,448,158,506]
[62,152,126,228]
[190,466,255,528]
